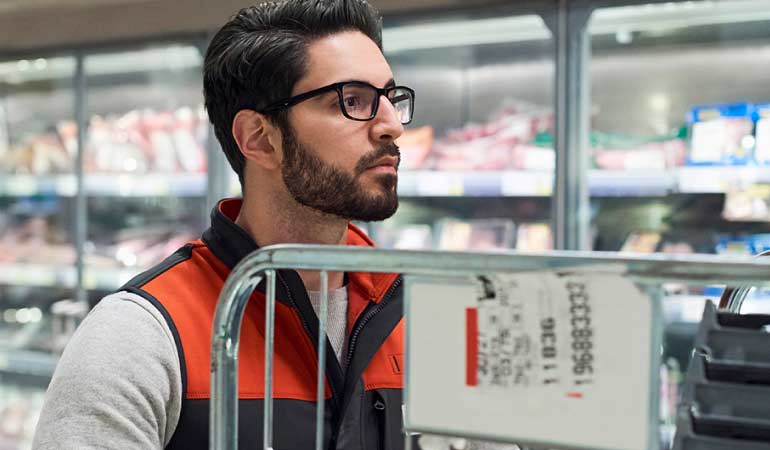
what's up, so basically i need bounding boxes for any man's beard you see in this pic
[280,126,400,222]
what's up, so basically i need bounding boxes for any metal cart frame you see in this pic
[209,245,770,450]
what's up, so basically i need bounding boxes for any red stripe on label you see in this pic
[567,392,583,399]
[466,308,478,386]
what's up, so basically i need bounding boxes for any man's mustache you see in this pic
[355,144,401,175]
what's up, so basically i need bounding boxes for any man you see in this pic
[32,1,414,449]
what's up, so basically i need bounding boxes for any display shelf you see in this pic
[398,170,554,197]
[0,173,206,197]
[0,263,136,290]
[676,166,770,194]
[589,169,676,197]
[402,169,767,198]
[592,167,770,197]
[0,175,77,196]
[85,173,206,197]
[0,349,57,378]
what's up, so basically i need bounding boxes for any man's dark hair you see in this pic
[203,0,384,187]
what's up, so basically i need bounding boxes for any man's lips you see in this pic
[367,156,399,173]
[368,165,397,175]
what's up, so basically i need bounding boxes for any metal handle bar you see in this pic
[210,245,770,450]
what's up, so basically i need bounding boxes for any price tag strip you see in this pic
[404,267,661,450]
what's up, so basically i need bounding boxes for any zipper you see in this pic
[344,276,402,372]
[276,272,341,405]
[334,276,401,450]
[330,275,402,450]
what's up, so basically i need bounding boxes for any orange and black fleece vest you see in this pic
[120,198,405,450]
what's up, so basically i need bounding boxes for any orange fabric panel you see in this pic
[143,245,330,401]
[361,319,405,391]
[346,224,399,303]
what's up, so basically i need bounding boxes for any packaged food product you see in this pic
[437,218,515,250]
[515,223,552,252]
[687,103,755,166]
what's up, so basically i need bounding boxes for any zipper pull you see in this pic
[374,399,386,411]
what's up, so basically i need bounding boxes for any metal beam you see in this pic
[73,52,87,306]
[545,0,592,250]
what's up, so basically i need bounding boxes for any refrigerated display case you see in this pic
[588,0,770,253]
[82,43,209,293]
[371,6,558,252]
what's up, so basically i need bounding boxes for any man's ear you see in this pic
[232,110,282,171]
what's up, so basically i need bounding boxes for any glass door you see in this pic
[0,54,77,450]
[82,43,208,298]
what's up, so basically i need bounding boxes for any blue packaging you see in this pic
[716,235,752,255]
[716,233,770,255]
[687,102,755,166]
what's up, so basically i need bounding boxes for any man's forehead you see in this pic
[294,31,394,94]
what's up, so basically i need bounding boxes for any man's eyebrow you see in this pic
[317,89,338,99]
[336,78,396,88]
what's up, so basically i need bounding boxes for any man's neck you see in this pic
[234,188,348,292]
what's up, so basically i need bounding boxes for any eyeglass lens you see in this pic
[341,84,413,124]
[389,88,413,125]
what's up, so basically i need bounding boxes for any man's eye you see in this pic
[344,96,362,109]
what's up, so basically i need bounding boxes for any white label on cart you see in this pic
[467,273,597,395]
[405,267,656,450]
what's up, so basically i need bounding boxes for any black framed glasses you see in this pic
[261,81,415,125]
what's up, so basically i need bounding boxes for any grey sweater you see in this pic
[308,286,349,368]
[32,292,182,450]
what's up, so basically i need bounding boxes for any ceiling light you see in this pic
[383,15,549,54]
[615,30,633,44]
